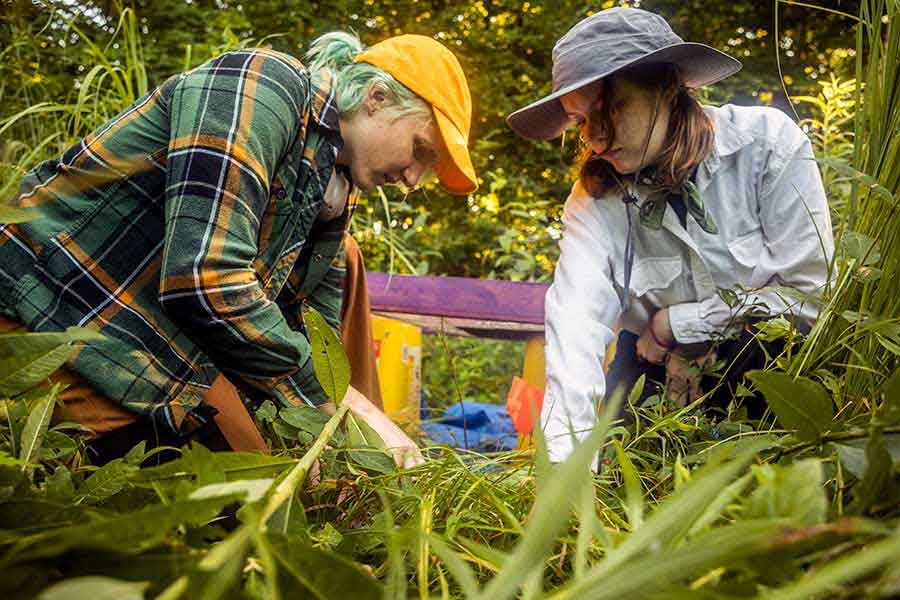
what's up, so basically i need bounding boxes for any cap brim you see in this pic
[433,108,478,195]
[507,42,742,141]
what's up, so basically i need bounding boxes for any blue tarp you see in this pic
[420,400,518,451]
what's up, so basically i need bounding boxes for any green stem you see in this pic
[780,425,900,457]
[260,402,351,527]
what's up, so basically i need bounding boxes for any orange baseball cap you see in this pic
[355,34,478,195]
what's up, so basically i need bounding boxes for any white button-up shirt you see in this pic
[542,104,834,462]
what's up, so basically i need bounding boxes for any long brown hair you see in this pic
[577,63,714,196]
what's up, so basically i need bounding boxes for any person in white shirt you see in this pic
[507,7,834,462]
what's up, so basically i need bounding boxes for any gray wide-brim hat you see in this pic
[507,7,742,141]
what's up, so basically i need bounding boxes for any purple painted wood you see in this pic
[366,271,548,325]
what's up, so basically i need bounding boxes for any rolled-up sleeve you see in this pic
[669,121,833,343]
[543,187,620,462]
[159,50,329,409]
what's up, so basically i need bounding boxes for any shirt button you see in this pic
[314,253,324,262]
[276,188,286,200]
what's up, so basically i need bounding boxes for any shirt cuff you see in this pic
[668,301,711,345]
[271,355,330,408]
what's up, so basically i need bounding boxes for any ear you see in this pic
[365,84,389,114]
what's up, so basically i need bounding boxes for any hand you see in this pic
[339,386,425,469]
[636,308,675,364]
[665,349,716,408]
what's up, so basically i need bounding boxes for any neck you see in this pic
[335,115,351,166]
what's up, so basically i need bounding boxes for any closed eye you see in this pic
[413,139,438,167]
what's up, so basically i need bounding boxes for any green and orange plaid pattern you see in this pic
[0,48,348,434]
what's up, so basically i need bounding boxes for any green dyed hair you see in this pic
[305,31,433,122]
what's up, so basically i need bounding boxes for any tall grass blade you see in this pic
[557,439,771,597]
[475,390,624,600]
[613,439,644,530]
[550,520,790,600]
[761,529,900,600]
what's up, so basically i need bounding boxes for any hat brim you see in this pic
[507,42,742,141]
[433,108,478,195]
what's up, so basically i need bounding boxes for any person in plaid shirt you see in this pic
[0,32,477,467]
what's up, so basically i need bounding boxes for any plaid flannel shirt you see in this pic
[0,48,351,434]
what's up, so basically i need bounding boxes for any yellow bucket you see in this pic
[371,315,422,426]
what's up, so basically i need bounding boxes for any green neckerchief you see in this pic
[635,173,718,235]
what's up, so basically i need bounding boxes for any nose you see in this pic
[402,161,428,188]
[583,119,614,155]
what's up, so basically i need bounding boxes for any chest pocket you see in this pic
[615,256,682,304]
[725,227,763,285]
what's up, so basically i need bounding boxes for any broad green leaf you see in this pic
[255,399,277,423]
[39,430,78,461]
[753,316,795,342]
[280,405,345,446]
[74,459,136,505]
[43,465,76,502]
[742,460,826,526]
[280,404,330,432]
[5,495,242,565]
[0,346,73,397]
[189,478,274,503]
[746,371,835,442]
[311,523,344,549]
[848,431,895,514]
[347,448,397,474]
[879,369,900,425]
[0,498,98,532]
[19,384,60,466]
[37,576,148,600]
[345,411,387,450]
[0,204,41,224]
[834,443,868,479]
[130,450,295,486]
[0,327,104,357]
[268,534,382,600]
[817,158,895,205]
[156,525,252,600]
[834,432,900,479]
[839,230,882,265]
[304,306,350,404]
[0,327,103,397]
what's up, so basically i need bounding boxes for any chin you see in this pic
[349,169,375,193]
[612,161,639,176]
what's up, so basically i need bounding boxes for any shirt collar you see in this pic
[701,105,754,177]
[308,68,343,141]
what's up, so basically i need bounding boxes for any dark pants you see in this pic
[605,321,802,422]
[86,414,230,466]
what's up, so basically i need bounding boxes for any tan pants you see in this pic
[0,236,381,453]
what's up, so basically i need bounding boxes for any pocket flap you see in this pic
[727,229,763,268]
[615,256,682,297]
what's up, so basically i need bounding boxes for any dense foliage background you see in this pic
[1,0,861,281]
